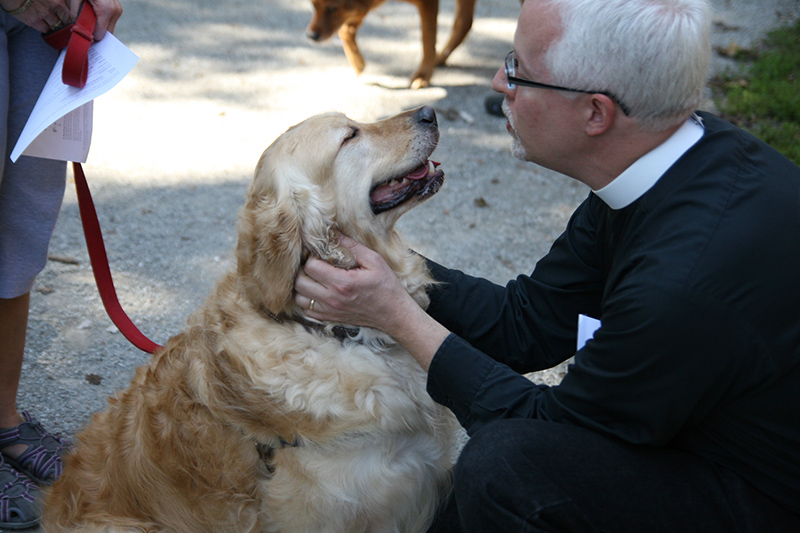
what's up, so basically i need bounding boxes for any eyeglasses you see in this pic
[504,50,630,115]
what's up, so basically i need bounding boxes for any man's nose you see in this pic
[491,66,511,96]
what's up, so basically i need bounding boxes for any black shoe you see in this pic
[484,94,505,117]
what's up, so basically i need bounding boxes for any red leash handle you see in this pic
[41,1,97,88]
[73,163,162,354]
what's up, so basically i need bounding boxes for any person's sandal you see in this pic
[0,454,41,530]
[0,412,69,485]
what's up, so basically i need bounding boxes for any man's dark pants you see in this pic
[428,419,800,532]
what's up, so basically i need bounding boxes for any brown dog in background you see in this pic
[306,0,478,88]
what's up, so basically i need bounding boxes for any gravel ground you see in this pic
[6,0,799,530]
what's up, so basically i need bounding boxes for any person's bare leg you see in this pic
[0,293,30,458]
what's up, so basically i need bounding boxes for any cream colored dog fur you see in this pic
[42,106,458,532]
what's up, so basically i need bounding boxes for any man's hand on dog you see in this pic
[295,234,449,371]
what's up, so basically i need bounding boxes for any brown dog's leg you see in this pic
[339,20,366,75]
[409,0,439,89]
[435,0,478,66]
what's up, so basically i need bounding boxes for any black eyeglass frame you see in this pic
[504,50,630,116]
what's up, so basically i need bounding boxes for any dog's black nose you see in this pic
[414,106,437,126]
[307,30,321,42]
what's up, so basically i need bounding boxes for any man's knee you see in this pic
[453,419,598,532]
[453,421,525,529]
[455,419,562,490]
[455,420,519,495]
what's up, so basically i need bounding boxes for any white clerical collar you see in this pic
[594,114,704,210]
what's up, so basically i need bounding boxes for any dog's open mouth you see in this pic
[370,160,444,214]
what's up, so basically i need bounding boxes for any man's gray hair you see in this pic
[543,0,712,131]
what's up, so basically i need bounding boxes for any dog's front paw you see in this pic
[410,69,433,89]
[410,77,430,89]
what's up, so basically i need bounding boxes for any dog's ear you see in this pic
[236,169,305,315]
[236,154,355,315]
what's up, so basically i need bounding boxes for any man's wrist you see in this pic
[391,303,450,372]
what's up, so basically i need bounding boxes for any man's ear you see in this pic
[585,93,617,136]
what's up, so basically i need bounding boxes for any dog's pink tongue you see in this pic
[372,181,407,204]
[371,161,438,204]
[405,164,430,181]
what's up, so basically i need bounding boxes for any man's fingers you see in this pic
[295,267,324,296]
[335,233,388,270]
[336,233,360,250]
[303,255,340,282]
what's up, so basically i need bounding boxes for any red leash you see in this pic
[43,3,162,353]
[72,163,162,354]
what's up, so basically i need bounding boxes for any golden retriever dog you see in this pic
[42,106,459,532]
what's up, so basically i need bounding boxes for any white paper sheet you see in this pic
[10,33,138,163]
[20,102,94,162]
[577,314,602,351]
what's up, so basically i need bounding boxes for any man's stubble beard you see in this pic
[502,98,528,162]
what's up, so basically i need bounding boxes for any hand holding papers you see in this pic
[10,32,138,163]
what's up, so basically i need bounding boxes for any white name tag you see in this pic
[577,314,601,351]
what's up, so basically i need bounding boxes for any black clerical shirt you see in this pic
[425,112,800,514]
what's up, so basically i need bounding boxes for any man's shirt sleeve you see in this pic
[427,280,772,443]
[425,196,605,373]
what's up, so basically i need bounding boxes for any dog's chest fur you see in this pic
[190,275,447,446]
[175,276,457,531]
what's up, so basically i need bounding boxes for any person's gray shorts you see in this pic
[0,14,68,298]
